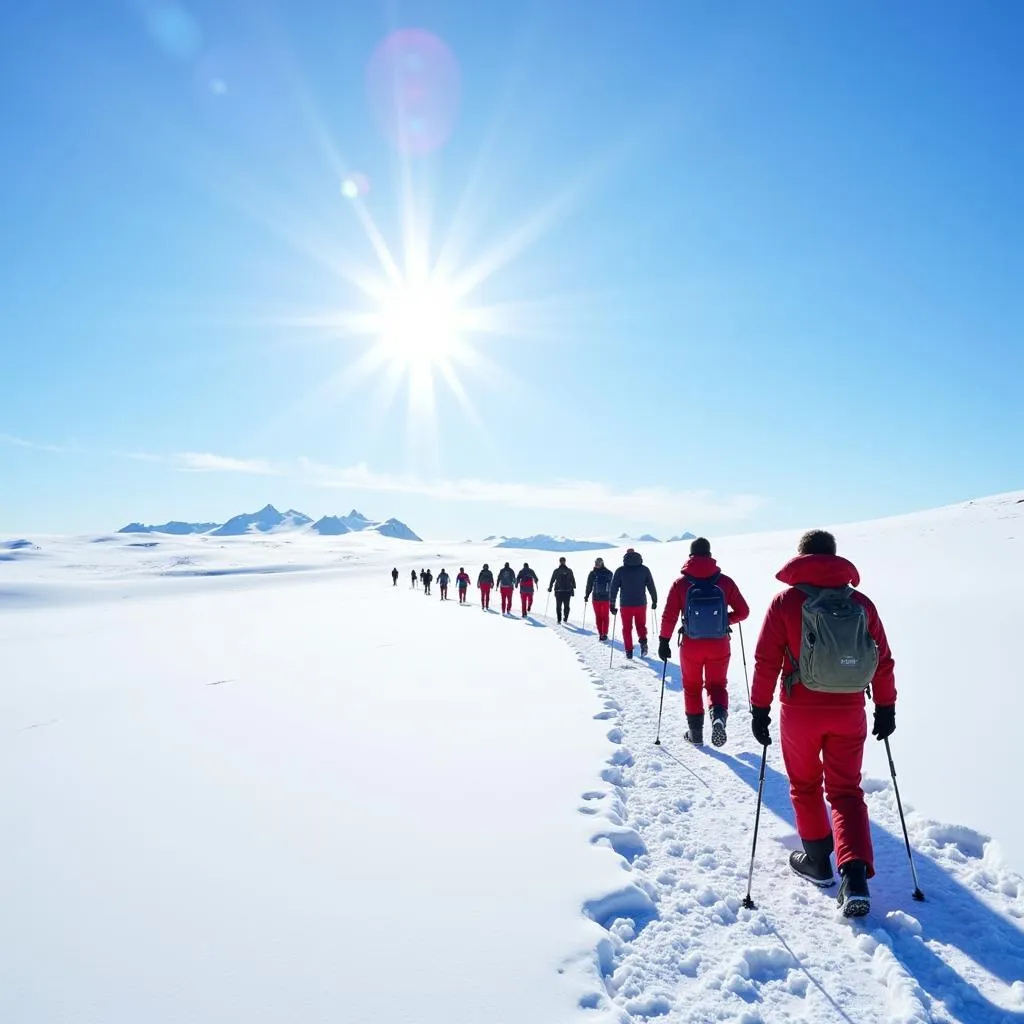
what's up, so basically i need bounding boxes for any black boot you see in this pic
[837,860,871,918]
[789,836,836,888]
[683,713,705,746]
[639,637,649,657]
[710,705,728,748]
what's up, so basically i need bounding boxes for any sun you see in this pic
[375,278,461,370]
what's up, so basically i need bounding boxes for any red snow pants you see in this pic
[440,585,448,600]
[780,703,874,875]
[592,600,610,637]
[620,606,648,653]
[520,589,534,615]
[480,584,492,609]
[680,637,731,715]
[500,586,514,613]
[458,586,468,603]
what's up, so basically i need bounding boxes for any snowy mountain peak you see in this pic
[310,515,351,536]
[374,518,422,542]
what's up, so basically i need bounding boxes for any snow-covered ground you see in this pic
[2,491,1023,1022]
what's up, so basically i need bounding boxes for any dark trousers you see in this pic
[555,593,571,622]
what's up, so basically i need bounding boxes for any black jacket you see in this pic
[584,566,614,601]
[478,568,494,586]
[549,565,577,594]
[610,551,657,608]
[497,566,517,588]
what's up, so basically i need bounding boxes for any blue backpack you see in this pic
[683,573,729,639]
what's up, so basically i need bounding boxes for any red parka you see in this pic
[659,555,750,640]
[751,554,896,709]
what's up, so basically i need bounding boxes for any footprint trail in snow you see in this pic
[542,617,1024,1024]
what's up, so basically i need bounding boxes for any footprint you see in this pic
[592,825,647,863]
[606,727,624,744]
[593,710,617,720]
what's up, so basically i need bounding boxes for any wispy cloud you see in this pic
[298,459,762,526]
[175,452,280,475]
[130,447,761,524]
[0,433,69,454]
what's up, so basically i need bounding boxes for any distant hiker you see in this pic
[548,557,577,624]
[437,569,450,600]
[750,529,896,918]
[610,548,657,659]
[584,556,614,640]
[497,562,517,615]
[392,567,399,586]
[478,563,494,609]
[422,568,433,596]
[658,537,750,747]
[456,568,471,604]
[517,562,539,617]
[411,569,418,589]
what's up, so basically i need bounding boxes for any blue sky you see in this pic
[1,0,1021,539]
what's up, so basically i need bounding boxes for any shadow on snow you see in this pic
[717,749,1024,1022]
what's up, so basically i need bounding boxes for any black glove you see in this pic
[651,601,657,611]
[610,606,617,616]
[872,704,895,741]
[751,706,772,746]
[548,586,553,593]
[658,637,672,662]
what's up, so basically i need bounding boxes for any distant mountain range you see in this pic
[119,505,421,541]
[495,535,613,553]
[483,531,696,553]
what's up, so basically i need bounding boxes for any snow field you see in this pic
[1,568,630,1023]
[3,489,1023,1022]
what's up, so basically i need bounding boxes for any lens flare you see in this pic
[366,29,461,155]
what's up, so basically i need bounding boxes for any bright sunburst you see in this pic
[374,277,462,372]
[228,25,650,454]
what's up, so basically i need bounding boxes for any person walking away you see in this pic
[392,567,399,586]
[749,529,896,918]
[456,568,471,604]
[411,569,418,589]
[549,557,577,624]
[610,548,657,659]
[477,564,495,609]
[584,557,614,640]
[497,562,517,615]
[422,568,433,596]
[437,569,450,600]
[657,537,750,747]
[517,562,539,617]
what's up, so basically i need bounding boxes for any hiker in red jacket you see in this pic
[456,568,471,603]
[658,538,749,748]
[749,529,896,918]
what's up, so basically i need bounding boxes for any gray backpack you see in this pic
[784,585,879,694]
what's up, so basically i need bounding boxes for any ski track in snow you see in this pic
[519,613,1024,1024]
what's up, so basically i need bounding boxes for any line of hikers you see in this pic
[393,529,895,917]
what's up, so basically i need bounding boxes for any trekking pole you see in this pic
[885,737,925,901]
[742,743,769,910]
[608,613,618,668]
[544,590,551,619]
[738,621,752,711]
[582,601,587,630]
[654,658,668,745]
